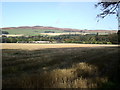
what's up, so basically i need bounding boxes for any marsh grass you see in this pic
[2,45,120,88]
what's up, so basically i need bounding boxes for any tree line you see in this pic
[2,33,119,44]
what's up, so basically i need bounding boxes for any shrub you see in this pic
[98,42,103,44]
[107,42,112,44]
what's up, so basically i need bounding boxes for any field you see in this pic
[2,43,118,50]
[3,34,24,37]
[2,29,88,36]
[40,32,88,36]
[2,28,116,36]
[2,43,120,88]
[2,29,65,36]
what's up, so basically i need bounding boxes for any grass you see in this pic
[2,44,120,88]
[2,29,65,36]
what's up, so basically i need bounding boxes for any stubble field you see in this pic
[2,43,120,88]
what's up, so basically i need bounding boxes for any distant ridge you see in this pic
[1,26,117,33]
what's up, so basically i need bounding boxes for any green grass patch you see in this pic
[3,29,65,36]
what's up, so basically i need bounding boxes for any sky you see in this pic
[1,2,118,30]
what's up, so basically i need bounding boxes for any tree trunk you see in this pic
[118,3,120,44]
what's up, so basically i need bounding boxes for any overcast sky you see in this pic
[2,2,118,30]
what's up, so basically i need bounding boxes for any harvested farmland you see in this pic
[2,43,120,88]
[2,43,118,50]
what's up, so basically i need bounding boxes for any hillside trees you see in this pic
[2,31,9,34]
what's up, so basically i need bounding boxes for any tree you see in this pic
[95,1,119,18]
[2,31,9,34]
[108,33,118,44]
[95,0,120,44]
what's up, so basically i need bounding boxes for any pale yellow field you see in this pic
[2,43,118,50]
[2,34,24,37]
[40,32,88,36]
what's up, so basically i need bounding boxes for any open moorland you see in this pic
[2,43,120,88]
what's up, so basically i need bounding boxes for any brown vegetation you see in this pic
[2,44,120,88]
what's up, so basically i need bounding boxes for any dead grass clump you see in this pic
[73,62,98,78]
[71,62,108,88]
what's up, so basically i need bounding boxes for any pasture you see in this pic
[2,29,65,36]
[2,43,120,88]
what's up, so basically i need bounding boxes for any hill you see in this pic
[1,26,117,36]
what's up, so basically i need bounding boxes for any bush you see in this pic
[98,42,103,44]
[95,41,98,44]
[103,42,107,44]
[107,42,112,44]
[82,41,86,44]
[91,41,95,44]
[2,31,9,34]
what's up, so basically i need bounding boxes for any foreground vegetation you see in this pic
[2,44,119,88]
